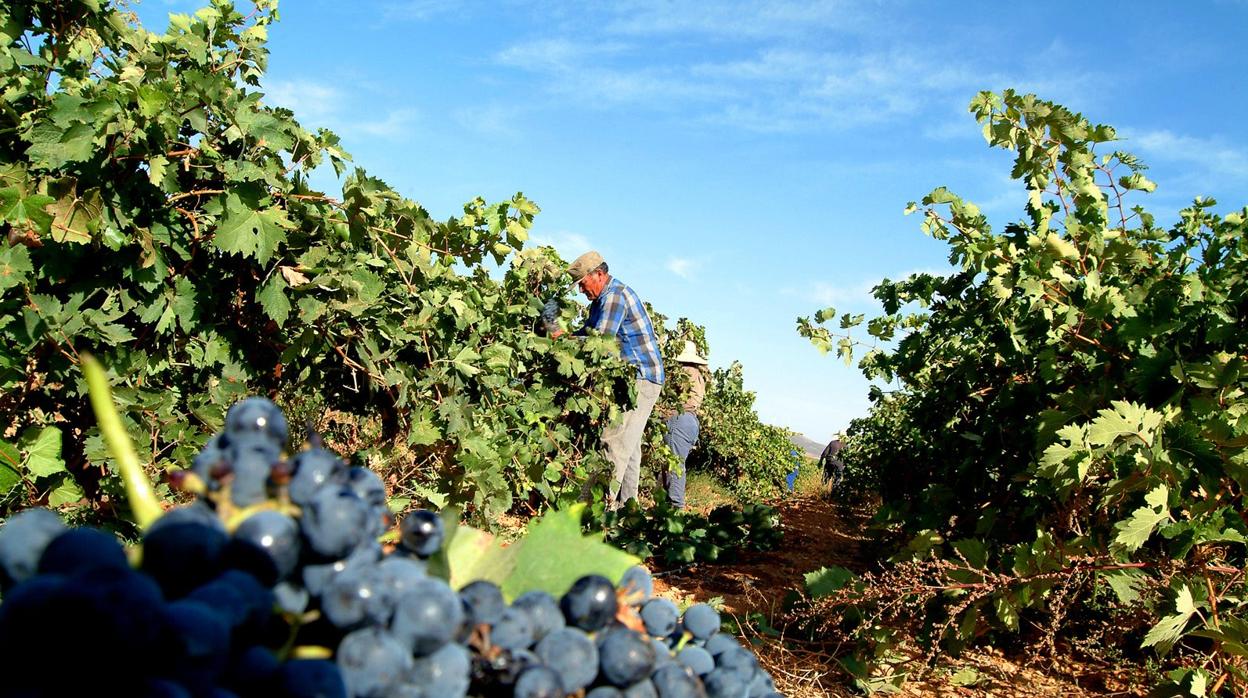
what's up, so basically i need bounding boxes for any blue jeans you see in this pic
[664,412,700,509]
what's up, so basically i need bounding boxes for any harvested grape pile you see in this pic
[0,397,780,697]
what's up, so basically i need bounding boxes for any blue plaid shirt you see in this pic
[577,277,665,385]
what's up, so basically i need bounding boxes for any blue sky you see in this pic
[138,1,1248,443]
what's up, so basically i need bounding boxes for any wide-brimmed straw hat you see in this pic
[674,340,707,365]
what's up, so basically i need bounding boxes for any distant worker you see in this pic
[544,251,665,508]
[662,340,708,509]
[785,448,802,492]
[820,437,845,489]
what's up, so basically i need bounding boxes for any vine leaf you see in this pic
[1141,585,1198,654]
[0,187,55,237]
[257,273,291,326]
[1112,485,1171,555]
[20,427,65,478]
[440,505,639,601]
[0,441,21,496]
[214,192,292,264]
[0,244,34,292]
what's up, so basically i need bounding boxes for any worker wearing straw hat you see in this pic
[664,339,708,509]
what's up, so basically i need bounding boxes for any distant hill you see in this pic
[789,433,827,459]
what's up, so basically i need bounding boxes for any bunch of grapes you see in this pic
[0,397,781,697]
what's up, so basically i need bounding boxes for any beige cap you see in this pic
[674,339,708,365]
[568,251,605,281]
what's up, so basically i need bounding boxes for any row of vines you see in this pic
[799,91,1248,694]
[0,1,795,537]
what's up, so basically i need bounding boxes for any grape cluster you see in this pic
[454,568,785,698]
[0,397,782,697]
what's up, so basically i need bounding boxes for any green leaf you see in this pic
[993,595,1019,632]
[0,187,55,237]
[21,427,65,478]
[46,475,84,508]
[502,505,639,600]
[257,273,291,326]
[0,243,34,292]
[1087,401,1165,448]
[452,346,481,377]
[804,566,855,599]
[1141,585,1198,654]
[0,441,21,496]
[1112,485,1171,554]
[442,505,639,601]
[44,180,103,244]
[26,122,96,169]
[213,192,292,264]
[1103,568,1146,604]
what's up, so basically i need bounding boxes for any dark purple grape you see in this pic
[398,509,443,558]
[277,658,347,698]
[460,579,505,626]
[623,679,658,698]
[681,603,721,641]
[406,642,470,698]
[514,665,564,698]
[677,646,714,677]
[702,667,748,698]
[641,598,679,638]
[36,527,130,577]
[336,627,412,698]
[535,627,598,692]
[225,645,280,695]
[158,599,231,690]
[560,574,617,631]
[229,510,301,583]
[274,581,310,615]
[490,606,536,651]
[598,626,657,687]
[618,565,653,604]
[513,590,565,642]
[142,517,228,598]
[301,486,370,559]
[225,396,289,448]
[322,563,385,629]
[703,633,740,659]
[391,577,465,656]
[288,447,345,506]
[228,449,275,508]
[302,543,381,598]
[651,664,706,698]
[0,508,66,590]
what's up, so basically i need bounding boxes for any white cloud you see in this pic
[803,266,952,310]
[261,79,343,123]
[453,104,525,137]
[493,31,1101,135]
[379,0,460,21]
[527,230,594,259]
[353,109,419,139]
[1127,129,1248,180]
[809,279,878,308]
[259,79,418,142]
[666,257,699,278]
[603,0,871,40]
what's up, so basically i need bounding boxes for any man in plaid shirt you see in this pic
[549,251,665,507]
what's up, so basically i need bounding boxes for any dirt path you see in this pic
[650,495,1146,698]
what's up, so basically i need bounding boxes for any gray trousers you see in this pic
[603,378,663,507]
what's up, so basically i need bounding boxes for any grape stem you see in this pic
[82,354,164,529]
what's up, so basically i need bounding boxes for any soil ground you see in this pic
[649,492,1149,697]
